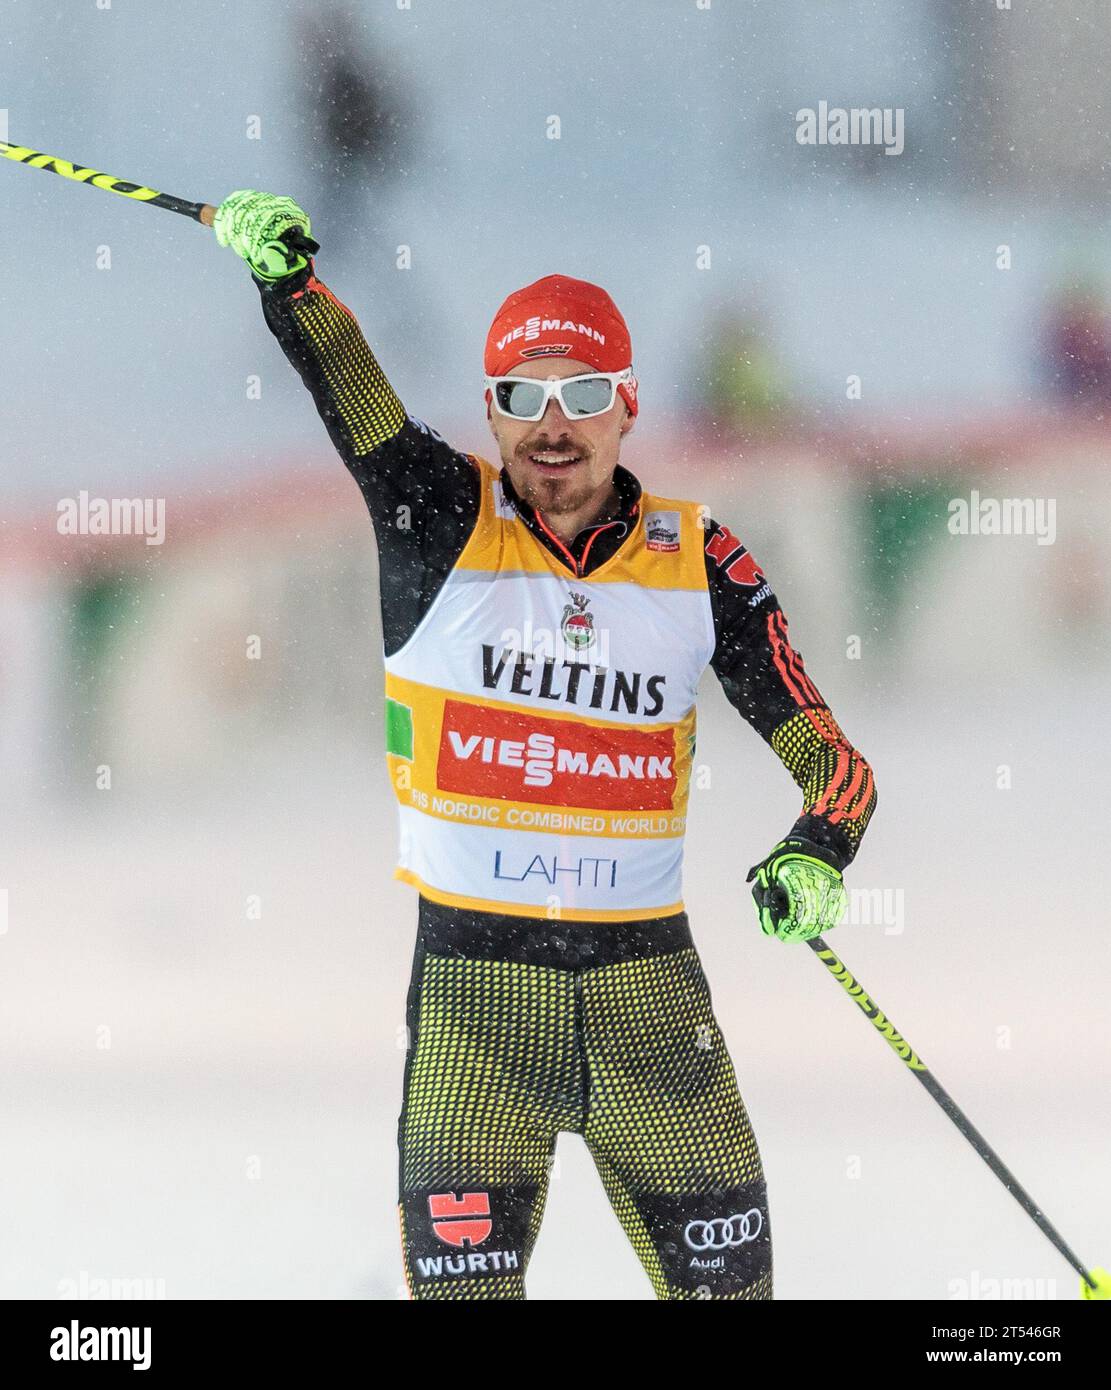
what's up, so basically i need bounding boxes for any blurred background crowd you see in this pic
[1,1,1108,1301]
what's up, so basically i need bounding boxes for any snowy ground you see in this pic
[1,678,1108,1301]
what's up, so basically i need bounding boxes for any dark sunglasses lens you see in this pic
[560,376,615,416]
[497,380,546,417]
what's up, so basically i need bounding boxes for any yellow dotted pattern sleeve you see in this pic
[260,270,406,458]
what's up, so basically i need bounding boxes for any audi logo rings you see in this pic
[683,1209,764,1251]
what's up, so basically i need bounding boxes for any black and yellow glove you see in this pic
[213,190,317,281]
[746,838,847,942]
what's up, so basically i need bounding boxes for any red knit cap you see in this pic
[484,274,638,417]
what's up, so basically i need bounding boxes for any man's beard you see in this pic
[514,467,599,515]
[508,433,600,515]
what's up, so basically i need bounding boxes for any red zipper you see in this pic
[533,511,624,577]
[528,495,638,577]
[578,521,621,574]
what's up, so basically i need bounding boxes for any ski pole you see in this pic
[0,138,319,257]
[807,937,1108,1299]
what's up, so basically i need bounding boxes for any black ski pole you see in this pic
[0,138,318,257]
[808,936,1108,1299]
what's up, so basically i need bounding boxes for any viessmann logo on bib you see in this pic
[437,700,676,810]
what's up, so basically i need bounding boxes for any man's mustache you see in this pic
[518,436,589,454]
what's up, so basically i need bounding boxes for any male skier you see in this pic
[214,191,877,1301]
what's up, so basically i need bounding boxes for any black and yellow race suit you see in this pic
[255,264,876,1300]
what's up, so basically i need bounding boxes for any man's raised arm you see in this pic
[214,192,479,536]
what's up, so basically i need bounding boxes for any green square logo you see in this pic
[385,698,414,760]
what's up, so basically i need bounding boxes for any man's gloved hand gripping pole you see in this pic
[746,837,847,943]
[211,189,317,281]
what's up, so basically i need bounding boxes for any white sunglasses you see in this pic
[485,368,636,421]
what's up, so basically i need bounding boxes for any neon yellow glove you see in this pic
[213,189,315,281]
[746,838,847,942]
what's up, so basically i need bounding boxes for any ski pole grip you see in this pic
[194,205,318,257]
[282,226,320,257]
